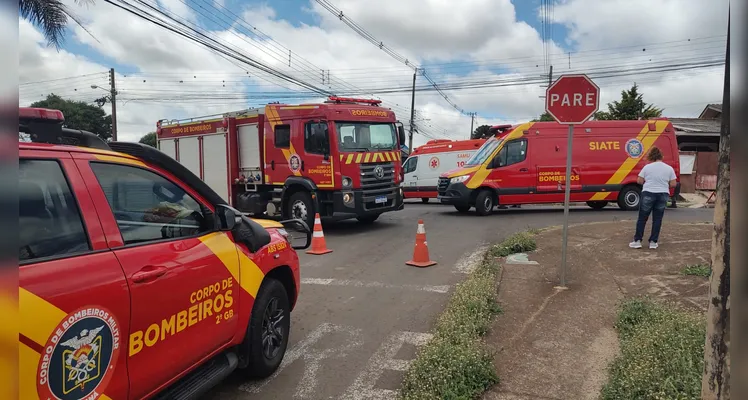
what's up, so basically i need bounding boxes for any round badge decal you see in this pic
[289,154,301,172]
[37,306,120,400]
[429,156,440,170]
[625,138,644,159]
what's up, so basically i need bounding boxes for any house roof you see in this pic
[670,118,722,136]
[698,103,722,119]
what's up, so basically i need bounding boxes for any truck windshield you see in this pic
[464,137,502,166]
[335,122,398,151]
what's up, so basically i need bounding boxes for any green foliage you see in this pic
[400,254,501,400]
[682,263,711,277]
[531,112,556,122]
[31,94,112,141]
[19,0,95,49]
[602,298,705,400]
[471,125,492,139]
[489,231,537,257]
[139,132,157,147]
[594,84,663,120]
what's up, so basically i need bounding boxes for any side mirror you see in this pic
[233,215,272,253]
[397,125,406,146]
[279,219,312,250]
[215,204,240,231]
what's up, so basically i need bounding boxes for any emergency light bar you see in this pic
[19,107,110,151]
[327,96,382,106]
[19,107,65,122]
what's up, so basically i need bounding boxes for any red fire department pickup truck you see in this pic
[19,107,311,400]
[438,119,680,214]
[156,96,407,229]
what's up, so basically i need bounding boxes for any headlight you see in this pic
[342,176,352,187]
[343,192,353,203]
[450,175,470,184]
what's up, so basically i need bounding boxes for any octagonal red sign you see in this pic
[545,74,600,124]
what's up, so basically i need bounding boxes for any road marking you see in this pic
[301,278,451,294]
[454,244,489,274]
[341,331,433,400]
[239,323,364,398]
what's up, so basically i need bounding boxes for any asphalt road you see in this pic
[206,201,714,400]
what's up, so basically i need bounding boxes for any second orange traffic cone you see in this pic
[306,213,333,255]
[406,219,437,267]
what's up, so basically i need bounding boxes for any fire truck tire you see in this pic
[421,198,429,203]
[475,190,495,216]
[617,185,642,211]
[244,278,290,378]
[357,214,379,224]
[586,201,608,210]
[288,191,315,229]
[454,204,471,213]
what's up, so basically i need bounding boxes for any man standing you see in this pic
[629,146,678,249]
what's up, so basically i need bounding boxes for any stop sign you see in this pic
[545,74,600,124]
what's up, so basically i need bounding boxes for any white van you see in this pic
[402,139,485,202]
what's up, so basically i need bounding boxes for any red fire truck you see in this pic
[157,97,407,228]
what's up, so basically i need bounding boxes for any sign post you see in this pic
[545,74,600,288]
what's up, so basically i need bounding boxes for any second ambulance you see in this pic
[437,119,680,215]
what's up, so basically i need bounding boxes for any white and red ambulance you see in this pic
[402,138,486,202]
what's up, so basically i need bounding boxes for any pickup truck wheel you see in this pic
[586,201,608,210]
[454,204,471,213]
[617,185,641,211]
[357,214,379,224]
[244,278,290,378]
[288,191,315,230]
[475,190,494,216]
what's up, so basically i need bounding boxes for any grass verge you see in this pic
[400,231,537,400]
[682,263,711,277]
[601,298,706,400]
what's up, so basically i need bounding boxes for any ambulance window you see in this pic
[494,139,527,168]
[19,159,90,263]
[274,124,290,148]
[403,156,418,173]
[90,163,211,245]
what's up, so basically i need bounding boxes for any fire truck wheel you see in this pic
[244,278,290,378]
[475,190,495,216]
[617,185,642,211]
[288,191,315,229]
[454,204,471,213]
[586,201,608,210]
[421,198,429,203]
[357,214,379,224]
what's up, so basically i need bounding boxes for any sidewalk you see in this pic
[481,220,713,400]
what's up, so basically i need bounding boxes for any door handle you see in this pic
[519,168,528,172]
[132,266,168,283]
[271,160,275,170]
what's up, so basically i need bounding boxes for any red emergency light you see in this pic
[327,96,382,106]
[19,107,65,122]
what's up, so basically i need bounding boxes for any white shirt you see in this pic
[639,161,676,194]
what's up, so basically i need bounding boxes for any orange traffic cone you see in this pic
[306,213,333,255]
[406,219,437,267]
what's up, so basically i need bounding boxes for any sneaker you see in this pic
[649,242,659,249]
[629,240,642,249]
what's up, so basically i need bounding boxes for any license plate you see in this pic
[375,195,387,204]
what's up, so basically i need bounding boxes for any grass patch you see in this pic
[601,298,706,400]
[399,250,502,400]
[489,231,537,257]
[682,263,711,277]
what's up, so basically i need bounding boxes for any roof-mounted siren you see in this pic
[19,107,110,150]
[489,124,513,136]
[326,96,383,106]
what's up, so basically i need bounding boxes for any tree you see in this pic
[139,132,157,147]
[593,84,663,120]
[702,14,729,399]
[31,94,112,141]
[19,0,96,49]
[471,125,492,139]
[531,112,556,122]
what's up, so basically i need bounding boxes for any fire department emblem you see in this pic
[373,165,385,180]
[429,156,440,169]
[289,154,301,172]
[37,306,120,400]
[625,138,644,159]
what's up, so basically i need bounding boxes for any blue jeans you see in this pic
[634,192,669,243]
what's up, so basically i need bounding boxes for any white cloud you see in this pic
[18,0,728,147]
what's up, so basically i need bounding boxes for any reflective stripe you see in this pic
[313,230,325,238]
[417,224,425,234]
[315,218,321,225]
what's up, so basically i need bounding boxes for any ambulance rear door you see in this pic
[417,151,455,193]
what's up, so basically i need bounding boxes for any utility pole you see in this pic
[469,112,476,139]
[408,68,418,152]
[701,10,730,399]
[548,65,553,87]
[109,68,118,142]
